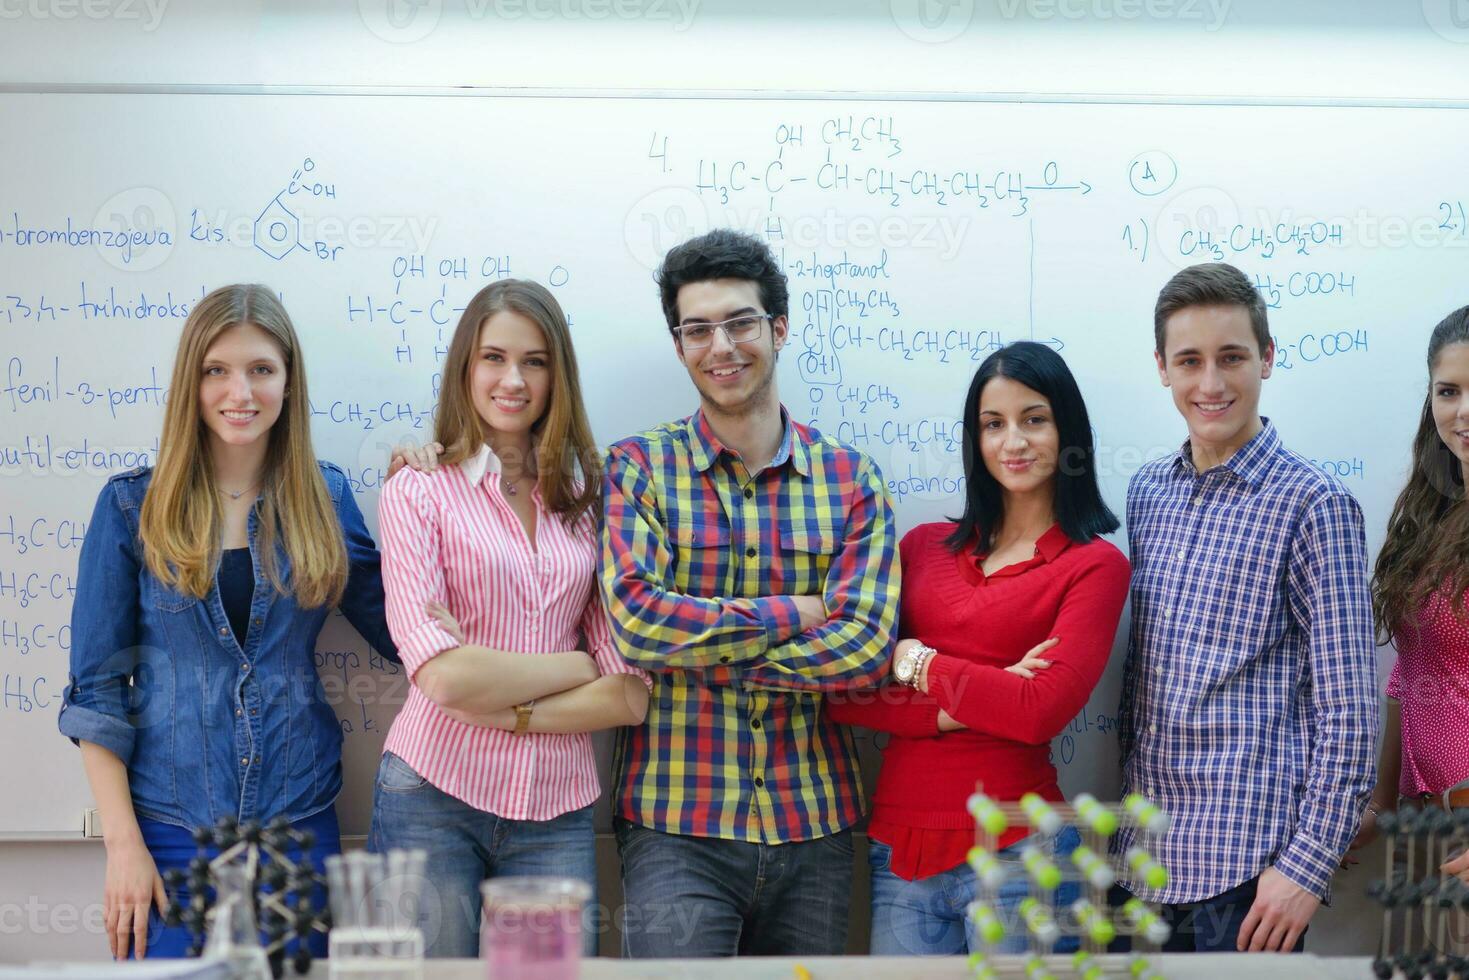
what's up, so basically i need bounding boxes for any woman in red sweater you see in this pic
[828,340,1130,955]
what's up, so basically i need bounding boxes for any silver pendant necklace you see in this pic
[219,484,257,501]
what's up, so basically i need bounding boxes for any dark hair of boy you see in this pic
[1153,262,1271,355]
[656,229,789,333]
[946,340,1120,553]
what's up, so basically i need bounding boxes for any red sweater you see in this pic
[827,521,1129,880]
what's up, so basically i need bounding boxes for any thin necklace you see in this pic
[218,482,257,501]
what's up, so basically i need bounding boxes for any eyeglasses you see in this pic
[672,314,772,350]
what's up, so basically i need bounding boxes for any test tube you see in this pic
[324,854,352,931]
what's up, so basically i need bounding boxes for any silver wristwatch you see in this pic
[894,642,937,688]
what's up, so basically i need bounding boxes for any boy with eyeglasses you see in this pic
[599,228,900,957]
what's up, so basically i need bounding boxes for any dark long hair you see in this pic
[946,341,1119,553]
[1372,306,1469,643]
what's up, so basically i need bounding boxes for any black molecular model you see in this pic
[1368,807,1469,980]
[161,815,330,978]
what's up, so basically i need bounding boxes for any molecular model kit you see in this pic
[963,790,1173,979]
[161,816,331,979]
[1368,807,1469,980]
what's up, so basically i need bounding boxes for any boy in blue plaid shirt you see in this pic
[1113,262,1378,953]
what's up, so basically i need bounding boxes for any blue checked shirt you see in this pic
[1115,420,1378,904]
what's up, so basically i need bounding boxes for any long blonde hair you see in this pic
[138,284,347,607]
[435,280,601,524]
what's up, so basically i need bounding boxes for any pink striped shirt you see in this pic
[377,444,648,820]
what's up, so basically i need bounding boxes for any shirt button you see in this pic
[241,757,249,767]
[219,627,229,636]
[751,718,762,729]
[1175,548,1186,560]
[241,663,250,672]
[720,655,732,664]
[253,617,262,626]
[746,547,757,559]
[744,488,754,500]
[1154,666,1163,676]
[753,776,765,787]
[1149,724,1158,734]
[236,708,243,716]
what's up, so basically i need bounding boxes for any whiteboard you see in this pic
[2,93,1459,835]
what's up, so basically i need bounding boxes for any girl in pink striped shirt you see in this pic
[369,279,650,958]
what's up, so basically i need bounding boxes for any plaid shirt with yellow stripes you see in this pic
[600,408,900,843]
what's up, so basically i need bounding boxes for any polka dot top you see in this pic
[1387,584,1469,796]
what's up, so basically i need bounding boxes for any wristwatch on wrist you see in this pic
[513,700,536,736]
[894,643,937,688]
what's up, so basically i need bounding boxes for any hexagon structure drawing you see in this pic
[254,194,301,261]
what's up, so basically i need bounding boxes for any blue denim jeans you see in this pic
[366,751,597,959]
[1108,876,1307,953]
[614,817,853,957]
[868,826,1082,956]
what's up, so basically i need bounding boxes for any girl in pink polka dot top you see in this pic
[1354,305,1469,858]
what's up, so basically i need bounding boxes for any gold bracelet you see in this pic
[513,700,535,737]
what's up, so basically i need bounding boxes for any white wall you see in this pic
[0,0,1466,103]
[0,0,1458,963]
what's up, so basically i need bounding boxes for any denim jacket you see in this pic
[58,461,398,830]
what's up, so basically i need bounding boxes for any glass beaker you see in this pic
[480,877,591,980]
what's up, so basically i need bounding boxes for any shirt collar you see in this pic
[687,406,809,477]
[1170,416,1279,488]
[970,522,1072,563]
[458,443,503,488]
[959,522,1073,584]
